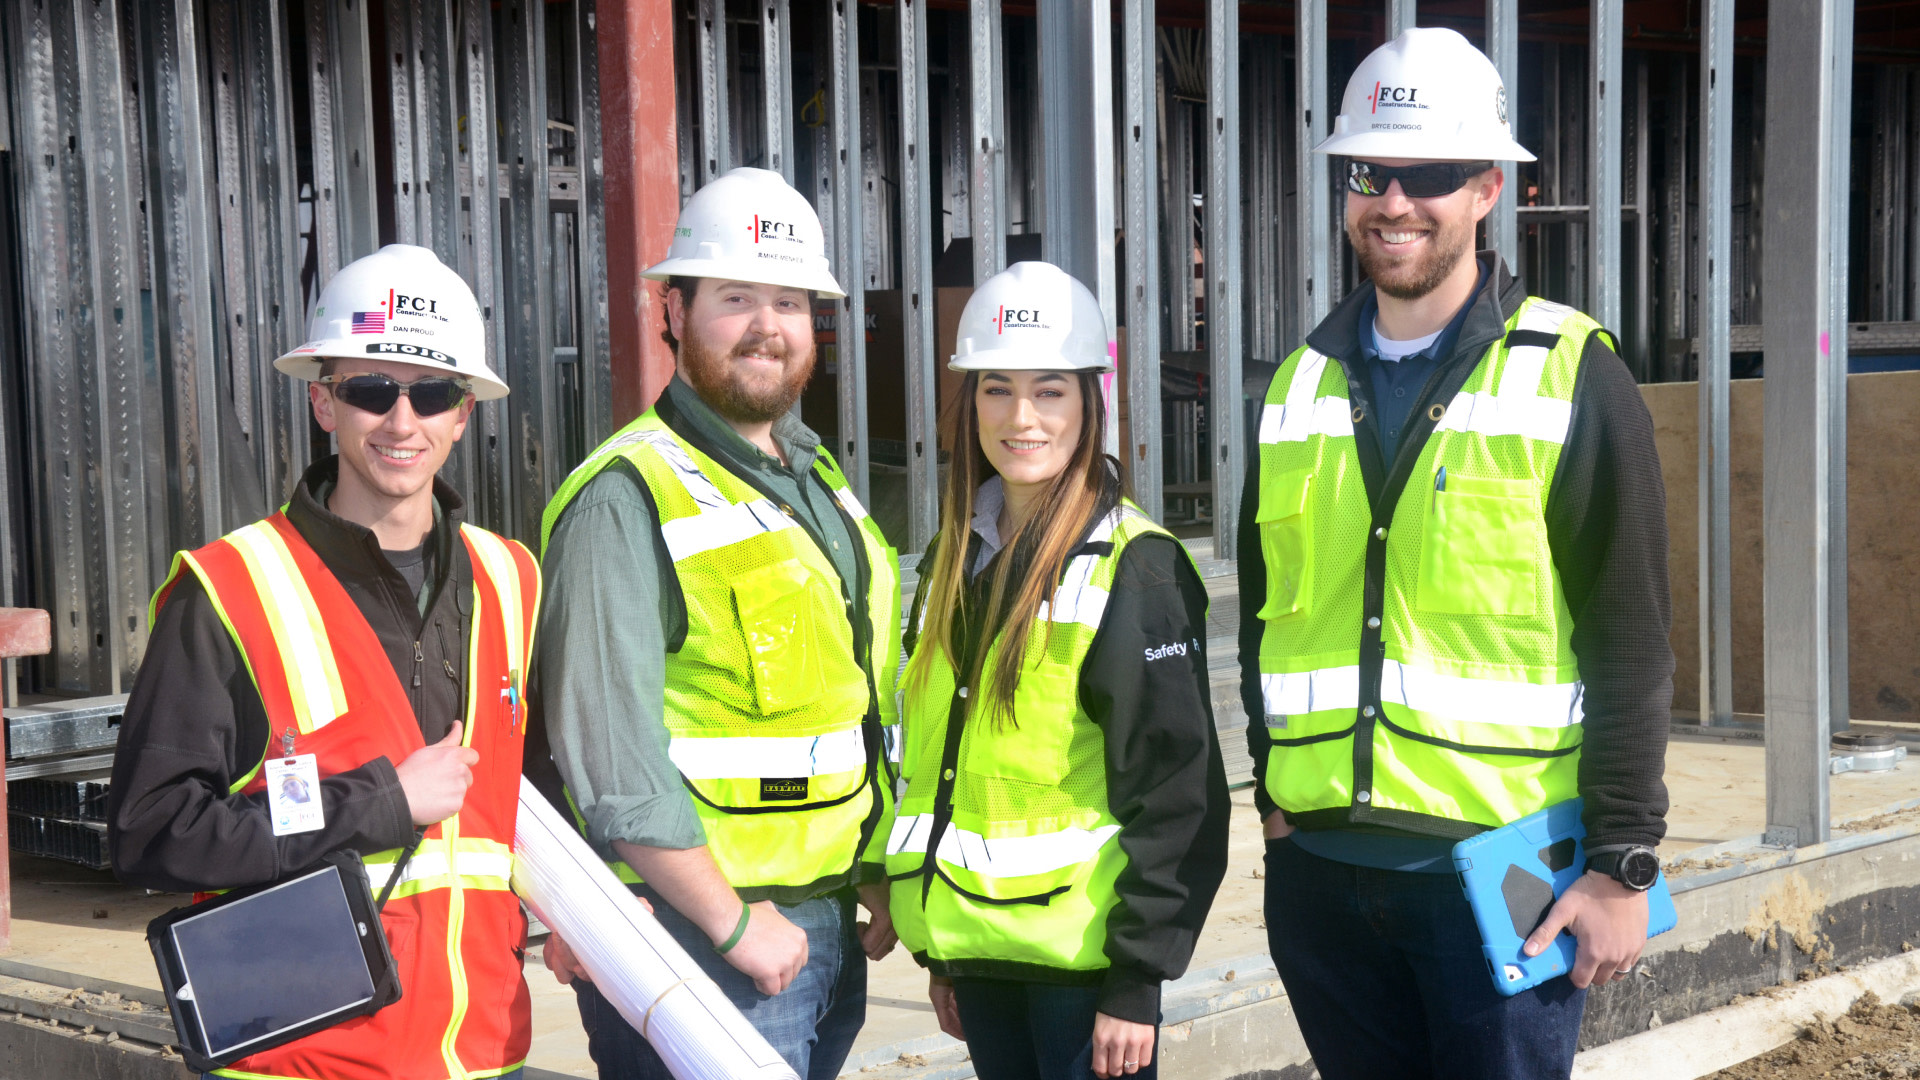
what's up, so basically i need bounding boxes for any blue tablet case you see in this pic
[1451,798,1677,996]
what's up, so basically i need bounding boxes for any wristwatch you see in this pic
[1587,846,1660,892]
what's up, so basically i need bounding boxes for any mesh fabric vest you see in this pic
[885,503,1191,972]
[541,410,901,895]
[152,512,539,1080]
[1255,297,1598,837]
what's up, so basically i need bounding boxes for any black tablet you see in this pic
[147,851,400,1074]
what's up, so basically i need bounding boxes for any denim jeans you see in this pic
[572,886,865,1080]
[1264,836,1588,1080]
[950,977,1157,1080]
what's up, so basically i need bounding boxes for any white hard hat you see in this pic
[275,244,507,400]
[643,166,844,298]
[1314,27,1536,163]
[950,262,1113,373]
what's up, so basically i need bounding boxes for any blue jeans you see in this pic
[951,977,1157,1080]
[573,886,865,1080]
[1264,836,1587,1080]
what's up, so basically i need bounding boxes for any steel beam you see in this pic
[1484,0,1518,270]
[696,0,729,184]
[898,0,938,551]
[1207,0,1242,558]
[1124,0,1162,522]
[761,0,793,183]
[830,0,868,505]
[1698,0,1733,729]
[968,0,1006,285]
[1588,0,1622,334]
[1296,0,1332,331]
[1761,0,1851,849]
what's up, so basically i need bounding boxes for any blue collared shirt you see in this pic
[1356,258,1490,461]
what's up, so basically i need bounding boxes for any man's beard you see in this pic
[1348,209,1475,301]
[679,328,815,424]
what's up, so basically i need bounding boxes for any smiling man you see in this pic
[109,244,541,1079]
[530,167,901,1080]
[1238,27,1673,1080]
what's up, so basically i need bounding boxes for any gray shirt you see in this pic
[536,377,863,856]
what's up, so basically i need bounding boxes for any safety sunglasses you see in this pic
[1345,159,1494,198]
[319,372,473,417]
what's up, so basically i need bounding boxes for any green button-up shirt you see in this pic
[535,377,861,854]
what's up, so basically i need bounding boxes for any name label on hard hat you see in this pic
[366,341,458,367]
[993,306,1049,333]
[748,215,798,245]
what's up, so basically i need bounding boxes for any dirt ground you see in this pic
[1708,993,1920,1080]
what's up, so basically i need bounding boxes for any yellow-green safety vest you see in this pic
[542,409,902,896]
[1255,297,1599,838]
[886,501,1190,972]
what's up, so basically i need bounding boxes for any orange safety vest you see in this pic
[153,511,540,1080]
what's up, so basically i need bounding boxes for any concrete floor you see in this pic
[11,736,1917,1077]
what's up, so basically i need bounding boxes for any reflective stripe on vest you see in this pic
[541,409,900,895]
[1255,297,1593,836]
[159,512,539,1080]
[887,502,1192,971]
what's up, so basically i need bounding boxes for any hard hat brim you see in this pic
[948,349,1114,374]
[1313,129,1537,164]
[641,256,847,300]
[273,346,512,401]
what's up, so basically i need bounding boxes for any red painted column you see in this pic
[597,0,682,423]
[0,607,51,951]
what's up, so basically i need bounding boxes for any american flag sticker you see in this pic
[351,310,386,334]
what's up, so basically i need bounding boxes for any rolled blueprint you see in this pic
[511,777,799,1080]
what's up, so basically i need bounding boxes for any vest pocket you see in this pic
[972,669,1077,786]
[731,558,827,714]
[1256,468,1314,620]
[1416,476,1541,616]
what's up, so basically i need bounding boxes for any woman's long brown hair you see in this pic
[905,370,1121,728]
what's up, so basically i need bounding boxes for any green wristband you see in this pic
[715,901,751,955]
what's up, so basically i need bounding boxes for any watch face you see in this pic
[1621,849,1661,890]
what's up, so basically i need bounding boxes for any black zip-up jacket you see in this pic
[1237,256,1673,854]
[108,457,469,892]
[906,489,1231,1025]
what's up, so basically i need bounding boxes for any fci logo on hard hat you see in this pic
[748,215,797,244]
[993,306,1046,333]
[1369,82,1426,112]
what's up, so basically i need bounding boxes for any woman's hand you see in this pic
[1091,1012,1155,1077]
[929,974,966,1041]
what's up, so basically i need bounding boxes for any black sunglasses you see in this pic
[319,372,473,417]
[1345,159,1494,199]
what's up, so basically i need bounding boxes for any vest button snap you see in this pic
[1366,616,1381,629]
[958,686,969,698]
[943,769,955,781]
[1357,790,1372,804]
[1373,527,1387,540]
[1362,705,1376,717]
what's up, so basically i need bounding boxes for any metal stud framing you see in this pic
[1762,0,1853,849]
[1484,0,1519,274]
[695,0,729,185]
[898,0,938,552]
[829,0,868,505]
[761,0,793,184]
[1207,0,1243,558]
[1124,0,1162,523]
[1386,0,1416,39]
[1698,0,1734,730]
[968,0,1006,288]
[1588,0,1622,334]
[497,0,558,545]
[1295,0,1333,332]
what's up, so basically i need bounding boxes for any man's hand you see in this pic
[1091,1012,1156,1078]
[395,722,478,826]
[1522,870,1650,988]
[543,897,652,985]
[856,881,898,961]
[1263,811,1295,840]
[929,975,965,1041]
[724,901,809,996]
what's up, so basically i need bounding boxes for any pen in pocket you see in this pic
[1435,466,1447,492]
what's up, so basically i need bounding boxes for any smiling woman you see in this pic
[884,262,1230,1080]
